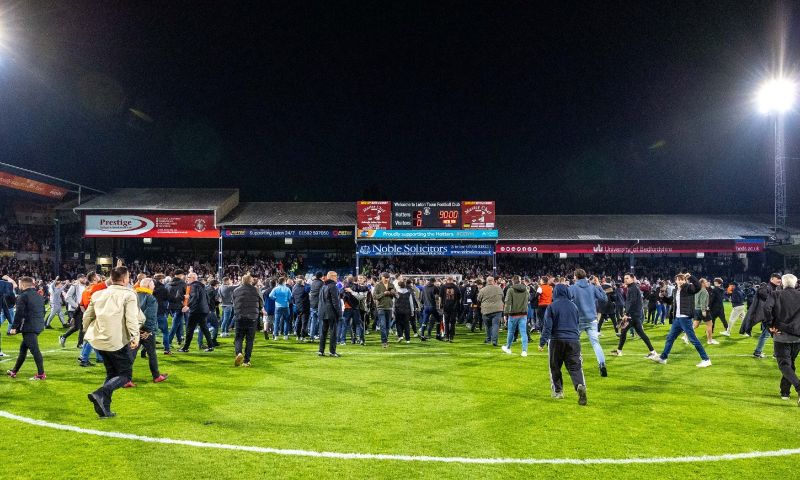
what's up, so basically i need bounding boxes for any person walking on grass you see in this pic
[501,276,530,357]
[178,272,214,353]
[373,273,396,348]
[680,278,719,346]
[6,277,46,381]
[60,273,95,348]
[611,273,658,359]
[84,267,141,418]
[45,278,69,329]
[270,277,292,341]
[127,278,168,387]
[233,274,263,367]
[538,284,588,406]
[478,276,504,347]
[708,278,729,336]
[748,274,782,359]
[394,281,418,344]
[766,274,800,405]
[569,270,608,377]
[648,273,712,368]
[318,271,342,357]
[723,281,746,337]
[440,276,461,342]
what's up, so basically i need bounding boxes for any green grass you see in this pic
[0,303,796,479]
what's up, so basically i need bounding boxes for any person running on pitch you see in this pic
[84,266,141,418]
[648,273,712,368]
[128,278,168,386]
[723,281,746,337]
[569,270,608,377]
[611,273,658,358]
[680,278,718,346]
[539,284,588,406]
[6,277,47,380]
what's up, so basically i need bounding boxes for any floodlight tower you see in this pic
[756,78,796,232]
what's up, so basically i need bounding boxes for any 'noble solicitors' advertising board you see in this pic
[84,214,218,238]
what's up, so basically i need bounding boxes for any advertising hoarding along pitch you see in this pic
[0,171,69,200]
[358,229,499,240]
[496,240,764,254]
[461,201,496,229]
[357,243,494,257]
[357,201,392,230]
[85,214,218,238]
[221,229,354,238]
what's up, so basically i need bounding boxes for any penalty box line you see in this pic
[0,410,798,465]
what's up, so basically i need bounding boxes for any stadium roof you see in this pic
[497,215,774,241]
[218,202,355,226]
[73,188,240,219]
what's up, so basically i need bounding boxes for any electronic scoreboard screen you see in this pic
[391,202,462,229]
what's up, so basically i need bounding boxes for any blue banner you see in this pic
[222,228,354,238]
[357,229,498,240]
[357,243,494,257]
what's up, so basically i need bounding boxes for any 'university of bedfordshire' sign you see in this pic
[497,240,765,254]
[357,243,494,257]
[357,229,499,240]
[84,214,218,238]
[222,229,354,238]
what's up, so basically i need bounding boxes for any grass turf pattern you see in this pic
[0,303,796,479]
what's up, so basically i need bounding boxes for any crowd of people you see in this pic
[1,258,799,415]
[0,222,53,253]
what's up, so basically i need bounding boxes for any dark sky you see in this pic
[0,1,797,214]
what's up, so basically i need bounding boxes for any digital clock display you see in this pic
[392,202,462,229]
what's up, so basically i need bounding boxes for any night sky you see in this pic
[0,1,797,214]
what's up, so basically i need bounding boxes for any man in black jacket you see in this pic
[317,271,342,357]
[153,274,172,354]
[178,273,214,353]
[232,274,263,367]
[308,272,324,340]
[766,274,800,404]
[649,273,711,367]
[708,278,728,334]
[6,277,46,380]
[440,277,461,342]
[749,274,782,358]
[612,273,657,357]
[166,270,187,348]
[292,277,311,341]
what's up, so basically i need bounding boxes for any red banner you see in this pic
[497,240,754,255]
[84,213,218,238]
[462,201,496,229]
[357,201,392,230]
[0,172,69,199]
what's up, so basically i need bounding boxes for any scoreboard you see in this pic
[357,201,496,231]
[392,202,462,229]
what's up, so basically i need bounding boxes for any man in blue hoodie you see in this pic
[269,277,293,340]
[539,284,587,406]
[568,269,608,377]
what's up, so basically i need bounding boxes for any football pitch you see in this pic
[0,304,796,480]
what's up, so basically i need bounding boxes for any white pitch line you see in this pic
[0,349,71,364]
[0,410,797,465]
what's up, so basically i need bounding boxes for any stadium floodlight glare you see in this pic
[756,77,797,114]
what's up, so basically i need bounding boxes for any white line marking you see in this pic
[0,410,797,464]
[0,349,70,364]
